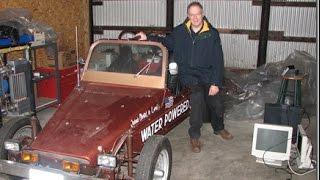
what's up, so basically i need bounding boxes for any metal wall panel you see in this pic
[92,0,316,69]
[269,6,316,37]
[285,0,315,2]
[93,0,166,27]
[174,0,261,30]
[174,0,261,69]
[267,41,316,63]
[220,34,259,69]
[93,30,122,41]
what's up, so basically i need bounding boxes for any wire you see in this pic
[287,159,316,176]
[287,143,316,176]
[258,108,315,178]
[261,135,316,177]
[302,108,311,131]
[262,137,293,169]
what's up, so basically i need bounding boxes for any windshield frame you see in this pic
[82,39,168,89]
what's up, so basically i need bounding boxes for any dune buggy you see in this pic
[0,39,190,179]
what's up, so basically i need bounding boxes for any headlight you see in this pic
[4,140,20,151]
[97,154,116,168]
[21,151,39,163]
[62,160,80,172]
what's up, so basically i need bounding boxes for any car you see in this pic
[0,39,191,179]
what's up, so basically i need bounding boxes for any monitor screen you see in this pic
[251,123,293,165]
[256,128,288,153]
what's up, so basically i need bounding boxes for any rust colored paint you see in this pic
[32,81,165,165]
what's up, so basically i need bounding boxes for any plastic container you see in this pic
[18,34,34,44]
[0,38,12,47]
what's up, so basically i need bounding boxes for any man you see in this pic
[136,1,233,153]
[108,45,139,74]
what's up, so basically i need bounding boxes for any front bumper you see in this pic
[0,159,102,180]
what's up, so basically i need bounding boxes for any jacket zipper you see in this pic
[188,32,196,66]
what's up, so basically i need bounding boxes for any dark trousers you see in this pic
[188,84,225,139]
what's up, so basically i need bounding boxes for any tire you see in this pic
[135,135,172,180]
[0,117,41,159]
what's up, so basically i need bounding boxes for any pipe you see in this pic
[30,116,39,139]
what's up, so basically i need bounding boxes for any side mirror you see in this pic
[168,62,178,75]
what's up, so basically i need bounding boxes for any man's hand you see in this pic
[135,32,147,41]
[208,85,219,96]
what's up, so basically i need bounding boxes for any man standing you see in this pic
[136,1,233,153]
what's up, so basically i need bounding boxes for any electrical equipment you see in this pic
[1,59,33,117]
[296,124,313,169]
[251,123,293,166]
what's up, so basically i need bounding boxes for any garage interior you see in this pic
[0,0,318,180]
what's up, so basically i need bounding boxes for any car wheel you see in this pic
[135,135,172,180]
[0,117,41,159]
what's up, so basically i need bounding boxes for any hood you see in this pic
[31,82,164,164]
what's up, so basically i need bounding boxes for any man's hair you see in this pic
[187,1,203,13]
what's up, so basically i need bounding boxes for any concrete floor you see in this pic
[1,107,317,180]
[168,119,317,180]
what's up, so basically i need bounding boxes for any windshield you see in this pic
[82,40,167,89]
[88,43,163,77]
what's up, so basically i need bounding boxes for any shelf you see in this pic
[0,43,61,117]
[0,45,30,54]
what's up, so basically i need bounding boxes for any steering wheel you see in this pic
[118,31,136,40]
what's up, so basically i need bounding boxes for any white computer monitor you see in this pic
[296,124,313,169]
[251,123,293,166]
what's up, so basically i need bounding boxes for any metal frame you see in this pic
[31,42,61,111]
[0,43,61,127]
[82,39,168,89]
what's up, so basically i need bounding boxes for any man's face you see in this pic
[187,5,204,28]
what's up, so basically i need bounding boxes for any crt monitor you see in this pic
[296,124,313,169]
[251,123,293,166]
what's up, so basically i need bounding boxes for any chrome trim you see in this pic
[33,150,90,165]
[0,160,102,180]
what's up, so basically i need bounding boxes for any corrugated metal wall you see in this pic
[93,0,166,27]
[269,6,316,37]
[93,30,122,40]
[92,0,316,69]
[221,34,259,69]
[174,0,262,29]
[267,5,317,63]
[286,0,315,2]
[267,41,316,63]
[175,0,262,68]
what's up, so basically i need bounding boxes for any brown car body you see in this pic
[0,40,190,179]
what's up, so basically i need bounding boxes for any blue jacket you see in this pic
[148,18,224,87]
